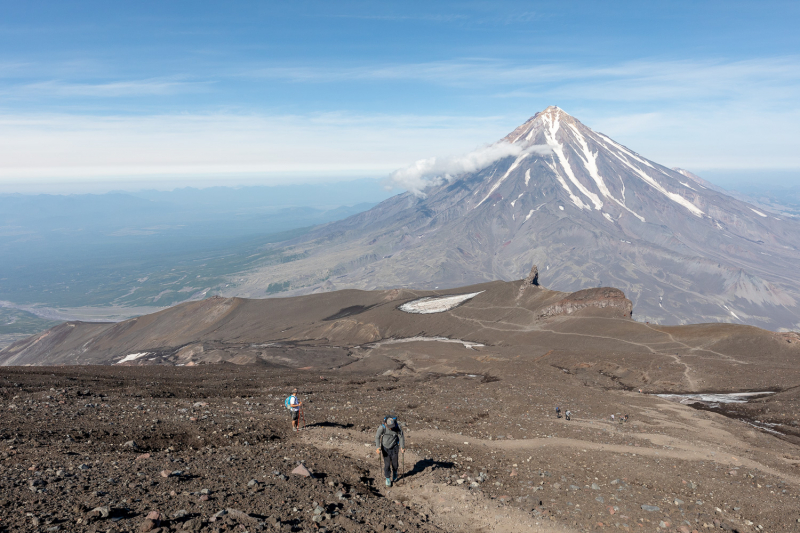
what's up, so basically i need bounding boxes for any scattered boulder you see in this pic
[89,506,110,519]
[226,508,257,525]
[139,511,161,532]
[291,463,312,477]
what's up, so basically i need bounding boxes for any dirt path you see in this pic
[300,398,800,533]
[301,427,579,533]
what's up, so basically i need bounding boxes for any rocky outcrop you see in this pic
[517,264,540,299]
[537,288,632,319]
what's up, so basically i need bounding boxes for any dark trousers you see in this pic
[382,446,399,479]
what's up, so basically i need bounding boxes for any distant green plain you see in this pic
[0,308,61,335]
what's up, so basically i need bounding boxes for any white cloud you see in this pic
[385,142,551,196]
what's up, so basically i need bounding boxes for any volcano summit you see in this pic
[225,107,800,330]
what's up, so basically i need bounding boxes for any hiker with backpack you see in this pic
[375,415,405,487]
[285,389,303,431]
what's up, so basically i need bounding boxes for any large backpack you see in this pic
[284,396,293,410]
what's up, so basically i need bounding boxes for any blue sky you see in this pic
[1,1,799,192]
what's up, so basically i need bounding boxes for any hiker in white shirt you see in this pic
[288,389,302,431]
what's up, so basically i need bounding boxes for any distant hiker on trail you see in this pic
[623,414,629,423]
[285,389,302,432]
[375,415,405,487]
[610,414,615,422]
[555,406,561,419]
[565,410,571,421]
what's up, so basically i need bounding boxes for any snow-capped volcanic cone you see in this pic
[231,106,800,330]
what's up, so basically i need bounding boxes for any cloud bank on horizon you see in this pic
[0,2,798,192]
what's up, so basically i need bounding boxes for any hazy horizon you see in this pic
[1,168,798,197]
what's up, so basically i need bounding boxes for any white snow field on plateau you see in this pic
[398,291,483,314]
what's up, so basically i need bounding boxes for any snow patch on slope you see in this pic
[399,291,484,314]
[568,124,646,222]
[750,208,768,218]
[595,132,655,169]
[116,352,150,364]
[542,113,603,210]
[568,124,613,199]
[605,148,704,217]
[369,337,484,349]
[545,160,589,210]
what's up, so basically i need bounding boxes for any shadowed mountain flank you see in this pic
[222,107,800,330]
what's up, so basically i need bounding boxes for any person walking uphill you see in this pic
[285,389,302,431]
[375,416,405,487]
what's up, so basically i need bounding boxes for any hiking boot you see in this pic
[385,478,392,487]
[392,473,399,482]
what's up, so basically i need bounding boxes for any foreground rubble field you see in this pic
[1,365,799,533]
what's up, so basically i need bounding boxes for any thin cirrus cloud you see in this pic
[4,77,210,99]
[246,56,800,103]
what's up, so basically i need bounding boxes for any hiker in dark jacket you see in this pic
[375,416,405,487]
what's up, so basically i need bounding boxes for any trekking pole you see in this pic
[401,451,405,485]
[300,405,306,430]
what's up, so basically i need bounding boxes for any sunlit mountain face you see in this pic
[229,107,800,331]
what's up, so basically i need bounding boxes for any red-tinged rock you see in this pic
[199,494,209,501]
[608,507,615,515]
[135,453,150,460]
[509,469,517,476]
[160,470,170,478]
[28,465,37,471]
[292,463,312,477]
[139,519,157,532]
[146,511,160,520]
[189,417,197,421]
